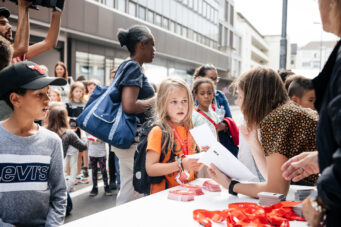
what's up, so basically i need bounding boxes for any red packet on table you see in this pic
[202,180,221,192]
[179,185,204,195]
[168,189,195,202]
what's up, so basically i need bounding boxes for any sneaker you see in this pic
[79,176,89,184]
[76,174,83,180]
[109,181,117,190]
[65,175,71,181]
[89,187,98,197]
[104,185,112,196]
[74,180,79,185]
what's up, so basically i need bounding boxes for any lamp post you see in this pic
[313,22,323,70]
[279,0,288,71]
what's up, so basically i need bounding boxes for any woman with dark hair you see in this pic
[112,25,155,205]
[207,67,318,198]
[193,65,237,156]
[53,61,71,102]
[281,0,341,225]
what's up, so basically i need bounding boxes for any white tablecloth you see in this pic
[63,178,311,227]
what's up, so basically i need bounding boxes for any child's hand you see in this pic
[217,122,227,132]
[182,158,202,172]
[207,163,231,189]
[96,139,103,143]
[200,146,210,152]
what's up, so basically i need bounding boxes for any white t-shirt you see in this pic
[192,109,219,139]
[88,135,106,157]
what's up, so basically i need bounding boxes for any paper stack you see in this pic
[294,189,313,201]
[258,192,286,206]
[292,203,303,217]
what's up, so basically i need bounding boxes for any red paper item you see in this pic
[179,185,204,195]
[168,189,195,202]
[193,202,306,227]
[202,180,221,192]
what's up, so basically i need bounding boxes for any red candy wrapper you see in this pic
[202,180,221,192]
[179,184,204,195]
[168,189,195,202]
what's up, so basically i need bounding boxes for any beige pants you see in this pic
[111,144,144,205]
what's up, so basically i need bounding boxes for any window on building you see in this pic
[219,24,223,45]
[189,0,193,8]
[76,51,105,84]
[147,10,154,23]
[230,5,234,26]
[229,30,233,47]
[128,1,136,16]
[225,1,229,22]
[193,0,197,11]
[162,17,169,29]
[193,32,197,42]
[182,27,188,38]
[187,29,193,39]
[207,5,211,19]
[105,0,114,8]
[138,6,146,20]
[170,21,175,32]
[117,0,126,12]
[155,14,162,26]
[224,27,228,47]
[176,23,181,35]
[198,0,202,14]
[105,59,114,85]
[302,62,311,67]
[203,2,207,17]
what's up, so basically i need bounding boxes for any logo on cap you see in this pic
[27,64,44,75]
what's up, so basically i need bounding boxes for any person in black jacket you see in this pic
[281,0,341,226]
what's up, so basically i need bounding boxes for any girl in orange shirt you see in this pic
[146,78,203,194]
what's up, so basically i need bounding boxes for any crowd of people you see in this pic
[0,0,340,226]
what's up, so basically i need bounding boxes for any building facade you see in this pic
[236,12,269,74]
[3,0,234,86]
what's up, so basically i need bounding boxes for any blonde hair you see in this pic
[68,81,86,103]
[233,67,289,129]
[155,77,194,154]
[49,88,62,102]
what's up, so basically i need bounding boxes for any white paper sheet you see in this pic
[189,124,256,181]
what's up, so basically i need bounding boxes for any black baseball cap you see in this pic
[0,61,67,99]
[0,7,10,19]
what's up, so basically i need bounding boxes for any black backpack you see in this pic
[133,120,174,195]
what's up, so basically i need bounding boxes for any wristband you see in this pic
[175,156,183,171]
[229,180,239,196]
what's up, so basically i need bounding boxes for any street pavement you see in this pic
[64,105,242,224]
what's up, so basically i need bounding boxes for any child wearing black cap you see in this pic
[0,61,67,226]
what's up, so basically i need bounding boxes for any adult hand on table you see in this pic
[207,163,231,189]
[281,152,319,182]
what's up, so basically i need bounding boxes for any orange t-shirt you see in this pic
[147,125,198,194]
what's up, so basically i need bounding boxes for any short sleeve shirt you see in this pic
[260,101,319,184]
[114,60,155,124]
[192,109,219,139]
[147,125,198,193]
